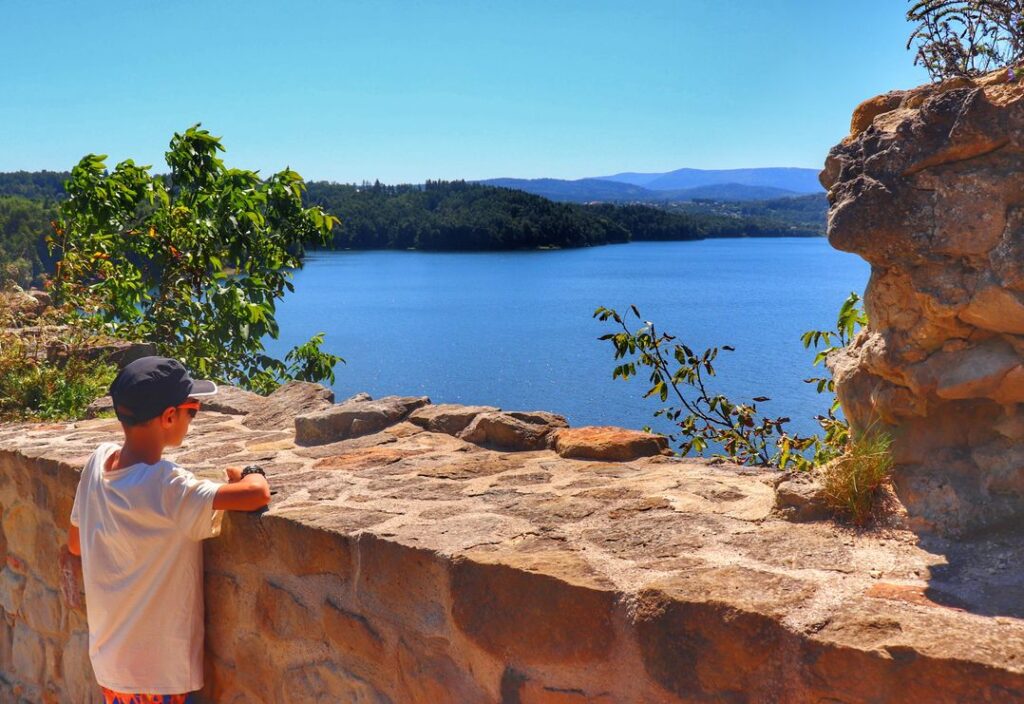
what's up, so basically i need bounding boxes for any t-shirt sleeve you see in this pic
[163,467,225,541]
[70,445,102,528]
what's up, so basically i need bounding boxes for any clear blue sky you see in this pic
[0,1,928,183]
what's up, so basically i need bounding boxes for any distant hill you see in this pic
[479,178,654,203]
[477,177,800,203]
[661,183,799,201]
[667,193,828,233]
[597,167,824,194]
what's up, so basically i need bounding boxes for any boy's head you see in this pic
[109,357,218,445]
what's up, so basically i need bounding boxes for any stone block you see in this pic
[322,597,386,667]
[83,395,113,419]
[200,385,265,416]
[0,566,26,616]
[32,522,63,586]
[632,589,786,702]
[552,426,668,462]
[408,404,501,435]
[12,621,43,682]
[451,558,615,665]
[295,396,430,446]
[507,411,569,428]
[458,412,555,451]
[256,579,315,641]
[354,535,448,635]
[242,380,335,431]
[21,577,60,636]
[774,474,831,522]
[204,572,243,660]
[0,616,12,678]
[822,75,1024,533]
[395,635,490,704]
[281,661,392,704]
[2,504,36,567]
[61,631,96,704]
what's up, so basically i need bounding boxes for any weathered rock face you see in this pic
[822,70,1024,535]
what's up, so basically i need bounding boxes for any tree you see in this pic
[49,124,342,394]
[0,195,56,287]
[907,1,1024,80]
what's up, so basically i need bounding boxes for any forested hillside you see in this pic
[303,180,632,250]
[304,180,821,250]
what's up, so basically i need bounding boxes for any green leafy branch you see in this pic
[594,305,815,469]
[595,293,869,470]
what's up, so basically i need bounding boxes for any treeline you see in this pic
[0,171,68,202]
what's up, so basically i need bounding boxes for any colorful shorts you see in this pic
[101,688,193,704]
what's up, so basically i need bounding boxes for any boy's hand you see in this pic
[213,467,272,512]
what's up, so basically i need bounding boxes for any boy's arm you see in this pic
[212,466,271,512]
[67,524,81,556]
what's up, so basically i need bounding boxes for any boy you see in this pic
[67,356,271,704]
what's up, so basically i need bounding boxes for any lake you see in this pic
[262,239,870,440]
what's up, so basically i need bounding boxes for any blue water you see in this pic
[263,239,869,439]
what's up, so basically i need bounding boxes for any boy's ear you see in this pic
[159,406,177,426]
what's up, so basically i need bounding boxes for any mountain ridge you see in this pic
[477,177,807,203]
[597,166,824,193]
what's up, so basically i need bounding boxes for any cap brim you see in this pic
[188,380,218,397]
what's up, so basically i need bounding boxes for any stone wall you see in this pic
[1,388,1022,702]
[823,70,1024,535]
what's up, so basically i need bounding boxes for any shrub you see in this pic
[0,311,118,422]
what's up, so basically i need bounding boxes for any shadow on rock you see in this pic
[920,527,1024,618]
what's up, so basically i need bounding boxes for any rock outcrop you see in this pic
[822,69,1024,535]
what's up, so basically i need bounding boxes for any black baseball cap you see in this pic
[109,356,218,423]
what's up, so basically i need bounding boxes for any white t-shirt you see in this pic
[71,442,224,694]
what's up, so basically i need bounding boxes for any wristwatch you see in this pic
[241,465,270,516]
[241,465,266,479]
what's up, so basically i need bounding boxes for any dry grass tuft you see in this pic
[821,428,894,525]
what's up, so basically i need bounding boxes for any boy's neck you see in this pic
[116,439,164,468]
